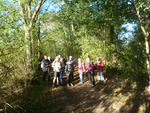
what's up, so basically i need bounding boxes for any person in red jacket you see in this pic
[96,57,105,84]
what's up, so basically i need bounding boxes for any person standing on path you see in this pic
[68,56,75,79]
[47,56,51,83]
[85,58,95,86]
[60,57,65,84]
[52,56,62,87]
[65,60,74,87]
[77,58,85,84]
[96,57,105,84]
[41,55,50,82]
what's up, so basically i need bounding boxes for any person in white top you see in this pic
[52,56,61,87]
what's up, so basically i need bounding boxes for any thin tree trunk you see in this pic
[24,25,32,69]
[71,22,76,37]
[135,5,150,88]
[110,25,117,64]
[38,21,41,59]
[141,26,150,87]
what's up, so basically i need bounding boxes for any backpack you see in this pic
[41,62,44,68]
[66,64,72,72]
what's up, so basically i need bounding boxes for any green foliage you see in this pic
[0,0,41,111]
[117,32,148,83]
[0,0,149,112]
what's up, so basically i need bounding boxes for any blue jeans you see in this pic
[79,72,83,83]
[60,71,64,82]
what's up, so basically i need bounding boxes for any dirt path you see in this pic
[47,74,150,113]
[13,71,150,113]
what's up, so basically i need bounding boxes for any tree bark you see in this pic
[24,25,32,68]
[135,3,150,87]
[37,19,41,59]
[141,26,150,87]
[110,25,117,64]
[18,0,46,70]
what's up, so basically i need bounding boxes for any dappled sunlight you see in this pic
[1,0,150,112]
[1,69,150,113]
[92,78,150,113]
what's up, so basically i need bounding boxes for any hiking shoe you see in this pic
[79,82,83,84]
[52,84,55,88]
[103,81,106,85]
[92,84,95,87]
[67,84,70,87]
[60,81,63,84]
[70,83,74,86]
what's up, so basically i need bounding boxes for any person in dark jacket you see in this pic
[85,58,95,86]
[47,56,51,83]
[41,55,50,82]
[68,56,75,78]
[60,57,65,84]
[65,61,73,86]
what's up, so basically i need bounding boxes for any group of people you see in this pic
[41,55,105,88]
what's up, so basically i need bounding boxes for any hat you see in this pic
[86,57,90,61]
[96,57,100,60]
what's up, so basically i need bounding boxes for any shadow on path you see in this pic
[4,70,150,113]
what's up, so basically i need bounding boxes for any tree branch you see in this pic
[27,2,31,19]
[18,1,27,25]
[30,0,46,26]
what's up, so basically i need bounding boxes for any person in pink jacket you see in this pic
[85,57,95,86]
[77,58,85,84]
[96,57,105,84]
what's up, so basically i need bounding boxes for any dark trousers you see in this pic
[72,68,74,80]
[66,73,73,84]
[47,68,51,82]
[88,72,95,85]
[43,71,49,81]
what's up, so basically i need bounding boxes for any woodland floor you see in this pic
[2,70,150,113]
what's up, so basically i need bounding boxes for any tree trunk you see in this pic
[37,22,40,59]
[24,25,32,69]
[141,26,150,87]
[110,25,117,64]
[134,4,150,88]
[18,0,46,70]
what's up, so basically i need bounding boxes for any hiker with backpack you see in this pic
[41,55,51,82]
[65,60,74,87]
[77,58,85,84]
[96,57,105,84]
[68,56,75,77]
[85,57,95,86]
[60,57,65,84]
[52,56,62,87]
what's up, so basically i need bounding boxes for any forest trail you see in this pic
[15,70,150,113]
[1,0,150,112]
